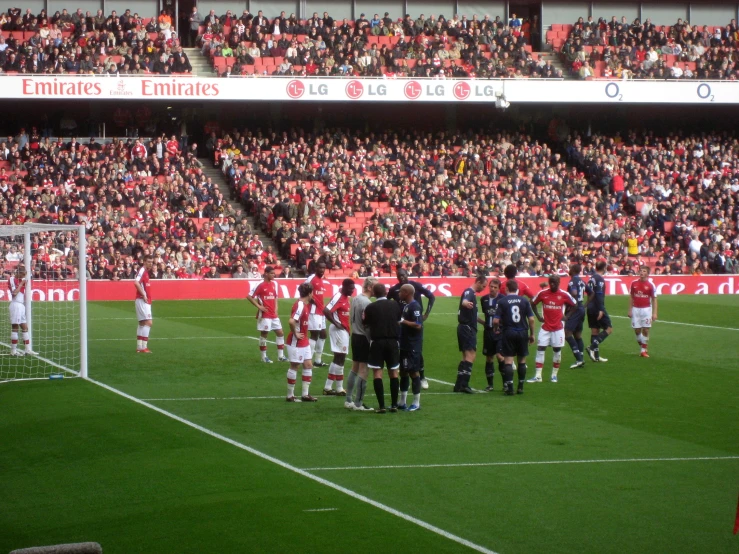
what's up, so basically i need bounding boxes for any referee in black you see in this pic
[387,269,435,389]
[454,274,488,394]
[362,283,402,413]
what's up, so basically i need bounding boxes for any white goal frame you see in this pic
[0,223,87,379]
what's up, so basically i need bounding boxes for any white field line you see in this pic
[86,376,499,554]
[142,392,461,401]
[303,508,339,512]
[302,456,739,472]
[91,313,739,332]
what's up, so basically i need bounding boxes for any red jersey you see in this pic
[532,288,575,331]
[501,278,535,299]
[8,276,26,304]
[135,266,151,304]
[630,279,656,308]
[288,299,310,347]
[305,274,326,312]
[165,139,179,156]
[325,292,350,330]
[250,280,278,319]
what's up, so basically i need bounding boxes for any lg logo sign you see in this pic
[286,80,305,99]
[404,81,422,100]
[453,81,471,100]
[345,80,364,99]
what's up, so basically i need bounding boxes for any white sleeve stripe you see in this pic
[135,268,145,283]
[293,302,304,318]
[304,275,315,285]
[326,293,341,311]
[532,290,543,304]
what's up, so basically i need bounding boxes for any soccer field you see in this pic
[2,295,738,554]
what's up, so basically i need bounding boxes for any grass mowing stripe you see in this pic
[86,376,500,554]
[303,455,739,472]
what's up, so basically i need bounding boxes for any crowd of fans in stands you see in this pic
[561,16,739,80]
[214,126,739,278]
[0,123,736,280]
[2,5,736,80]
[0,7,193,74]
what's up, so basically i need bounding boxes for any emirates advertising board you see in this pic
[4,75,738,103]
[4,276,739,302]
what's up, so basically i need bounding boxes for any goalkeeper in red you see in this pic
[528,275,576,383]
[134,255,154,353]
[8,266,36,356]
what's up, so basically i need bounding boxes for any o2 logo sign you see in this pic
[697,83,714,102]
[604,82,622,101]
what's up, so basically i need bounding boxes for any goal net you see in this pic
[0,224,87,382]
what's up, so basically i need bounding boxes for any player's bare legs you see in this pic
[324,352,346,396]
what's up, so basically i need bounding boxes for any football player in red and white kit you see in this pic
[8,266,36,356]
[286,282,318,402]
[304,262,328,367]
[529,275,576,383]
[247,265,287,363]
[322,278,355,396]
[629,266,658,357]
[134,255,154,353]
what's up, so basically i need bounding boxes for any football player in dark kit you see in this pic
[453,274,488,394]
[398,284,423,411]
[387,268,435,390]
[494,280,536,395]
[565,263,587,368]
[479,278,505,391]
[586,260,613,362]
[362,283,402,413]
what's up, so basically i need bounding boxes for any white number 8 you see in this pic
[512,305,521,322]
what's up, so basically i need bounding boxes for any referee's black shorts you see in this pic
[351,334,370,363]
[368,338,400,370]
[457,324,477,352]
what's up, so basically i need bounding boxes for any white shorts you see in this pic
[9,302,26,325]
[329,325,350,354]
[538,328,565,348]
[286,344,312,364]
[257,317,282,332]
[308,313,326,331]
[631,307,652,329]
[135,298,153,322]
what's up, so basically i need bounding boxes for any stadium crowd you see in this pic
[557,16,739,79]
[0,7,193,74]
[215,126,739,278]
[0,123,736,280]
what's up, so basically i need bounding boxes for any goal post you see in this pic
[0,223,87,382]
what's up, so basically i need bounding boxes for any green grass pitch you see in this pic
[2,295,738,554]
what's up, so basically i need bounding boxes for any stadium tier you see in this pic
[0,6,735,79]
[1,124,735,281]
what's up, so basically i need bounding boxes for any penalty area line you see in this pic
[86,376,499,554]
[303,455,739,472]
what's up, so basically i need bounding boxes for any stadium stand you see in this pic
[0,119,735,281]
[214,127,739,278]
